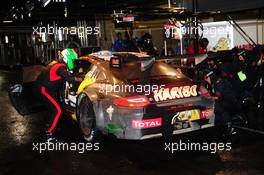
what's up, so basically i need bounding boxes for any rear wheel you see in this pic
[77,94,101,142]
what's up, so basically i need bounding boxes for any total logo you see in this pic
[131,118,162,129]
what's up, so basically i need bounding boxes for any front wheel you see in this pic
[77,94,101,142]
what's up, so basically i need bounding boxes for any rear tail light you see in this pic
[113,96,150,107]
[201,92,211,97]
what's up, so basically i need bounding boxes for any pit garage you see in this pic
[1,0,264,175]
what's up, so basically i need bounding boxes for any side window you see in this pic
[74,60,92,73]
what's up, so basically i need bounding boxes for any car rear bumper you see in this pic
[139,123,215,140]
[100,96,215,140]
[113,119,215,140]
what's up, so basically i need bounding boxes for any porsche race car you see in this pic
[9,51,215,141]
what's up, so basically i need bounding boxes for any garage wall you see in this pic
[149,29,164,52]
[96,18,115,50]
[184,0,264,12]
[99,18,264,53]
[234,20,264,45]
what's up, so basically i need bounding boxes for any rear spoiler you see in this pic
[157,54,208,65]
[110,55,155,71]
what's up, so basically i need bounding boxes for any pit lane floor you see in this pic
[1,70,264,175]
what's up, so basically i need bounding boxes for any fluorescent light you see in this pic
[41,33,47,42]
[58,29,63,41]
[3,20,13,23]
[43,0,51,7]
[5,36,9,43]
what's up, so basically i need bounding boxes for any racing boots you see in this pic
[46,132,63,143]
[223,122,237,136]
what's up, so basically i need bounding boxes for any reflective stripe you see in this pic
[41,86,62,133]
[49,63,66,81]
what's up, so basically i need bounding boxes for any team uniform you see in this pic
[36,48,79,140]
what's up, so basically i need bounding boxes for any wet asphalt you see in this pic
[0,70,264,175]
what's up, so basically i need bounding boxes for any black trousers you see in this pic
[214,98,241,125]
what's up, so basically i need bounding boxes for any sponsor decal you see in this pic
[171,109,201,130]
[106,105,114,121]
[110,57,122,68]
[112,59,119,65]
[201,108,214,119]
[153,85,198,102]
[131,118,162,129]
[171,113,179,125]
[123,16,135,22]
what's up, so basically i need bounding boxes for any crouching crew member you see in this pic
[37,48,82,141]
[203,65,241,135]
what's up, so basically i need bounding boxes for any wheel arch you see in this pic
[76,89,105,131]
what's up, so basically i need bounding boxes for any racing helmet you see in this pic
[61,48,78,70]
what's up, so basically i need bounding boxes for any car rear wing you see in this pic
[110,54,155,71]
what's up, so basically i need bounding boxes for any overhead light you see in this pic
[41,0,66,7]
[58,29,63,41]
[41,33,47,42]
[3,20,13,23]
[5,36,9,43]
[42,0,52,7]
[64,6,67,17]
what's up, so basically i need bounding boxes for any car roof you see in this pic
[80,51,151,62]
[78,51,189,84]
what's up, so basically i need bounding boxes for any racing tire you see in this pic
[76,94,102,142]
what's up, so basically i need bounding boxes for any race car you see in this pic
[9,51,215,141]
